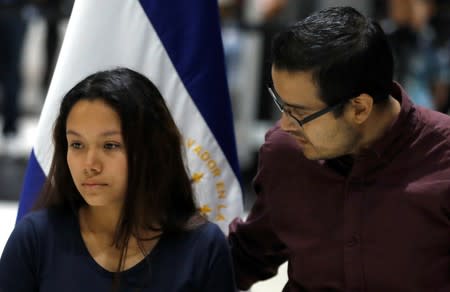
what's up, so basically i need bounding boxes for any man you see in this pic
[229,6,450,292]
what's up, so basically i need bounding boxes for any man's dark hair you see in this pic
[272,6,394,107]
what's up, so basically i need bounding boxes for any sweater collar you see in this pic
[349,82,418,176]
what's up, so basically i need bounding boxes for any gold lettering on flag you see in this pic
[186,138,228,221]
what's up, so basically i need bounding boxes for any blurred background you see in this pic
[1,0,449,290]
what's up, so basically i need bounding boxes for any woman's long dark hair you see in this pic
[34,67,205,280]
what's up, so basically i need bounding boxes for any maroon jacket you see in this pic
[229,83,450,292]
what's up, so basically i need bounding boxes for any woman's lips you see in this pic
[82,181,108,188]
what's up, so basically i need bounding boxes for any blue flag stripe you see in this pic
[138,0,241,181]
[17,150,46,220]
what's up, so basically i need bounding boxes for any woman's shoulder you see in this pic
[19,208,50,222]
[16,207,76,237]
[164,220,226,249]
[2,209,66,257]
[188,220,225,239]
[181,221,228,253]
[157,221,229,269]
[15,209,50,232]
[20,207,71,223]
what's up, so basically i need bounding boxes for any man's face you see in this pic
[271,67,361,160]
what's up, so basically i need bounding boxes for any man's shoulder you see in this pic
[262,124,301,153]
[414,107,450,144]
[256,124,317,175]
[406,107,450,172]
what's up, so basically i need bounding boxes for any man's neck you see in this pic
[357,95,401,153]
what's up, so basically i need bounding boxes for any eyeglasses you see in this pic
[267,86,347,127]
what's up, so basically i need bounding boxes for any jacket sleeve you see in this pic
[0,217,39,292]
[228,126,289,290]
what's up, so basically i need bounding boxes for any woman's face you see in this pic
[66,98,128,209]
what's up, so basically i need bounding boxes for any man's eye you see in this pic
[292,109,308,118]
[284,107,295,115]
[286,107,305,119]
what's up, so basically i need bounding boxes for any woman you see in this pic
[0,67,236,291]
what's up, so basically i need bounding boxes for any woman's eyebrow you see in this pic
[66,130,122,137]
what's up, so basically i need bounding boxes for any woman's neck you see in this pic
[79,205,121,239]
[79,205,162,248]
[78,205,162,272]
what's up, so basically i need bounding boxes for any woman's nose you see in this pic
[84,149,102,174]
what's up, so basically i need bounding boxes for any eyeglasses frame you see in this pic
[267,86,348,127]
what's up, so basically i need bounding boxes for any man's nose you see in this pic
[280,112,299,132]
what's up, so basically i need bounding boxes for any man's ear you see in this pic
[346,93,373,124]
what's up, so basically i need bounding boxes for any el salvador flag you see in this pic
[17,0,243,232]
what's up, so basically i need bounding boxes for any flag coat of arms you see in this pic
[18,0,243,232]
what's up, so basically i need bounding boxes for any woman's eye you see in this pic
[104,143,121,150]
[69,142,83,149]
